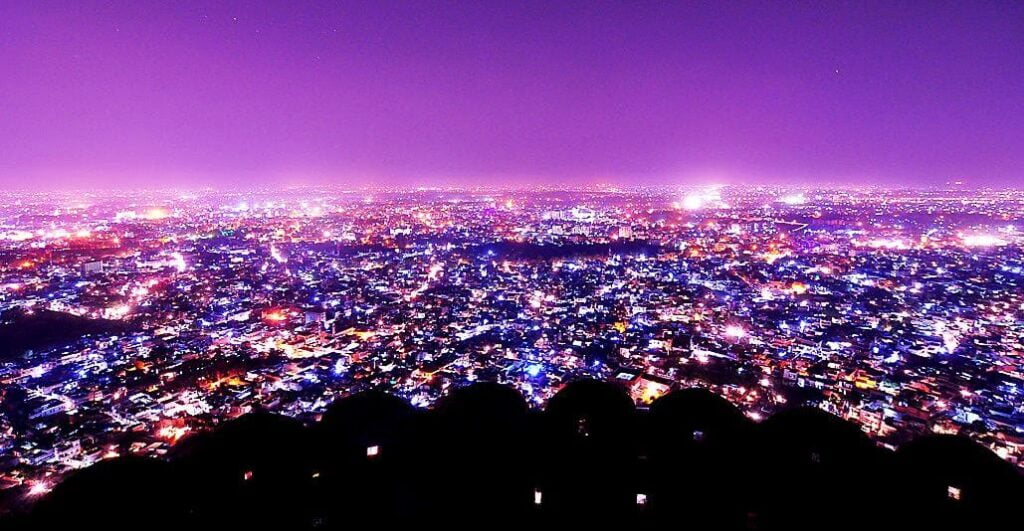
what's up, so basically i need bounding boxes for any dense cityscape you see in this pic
[1,185,1022,504]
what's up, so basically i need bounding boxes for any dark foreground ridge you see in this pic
[7,380,1022,529]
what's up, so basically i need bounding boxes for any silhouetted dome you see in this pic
[436,381,529,423]
[315,391,420,527]
[644,389,753,528]
[648,387,751,444]
[753,407,887,531]
[171,411,314,527]
[30,456,182,527]
[421,383,535,523]
[541,379,638,523]
[545,378,634,440]
[10,384,1020,531]
[895,434,1023,528]
[172,410,310,467]
[898,434,1016,481]
[758,406,876,464]
[319,389,415,449]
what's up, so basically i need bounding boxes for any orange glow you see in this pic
[263,309,287,322]
[143,207,170,220]
[157,425,191,443]
[637,381,667,404]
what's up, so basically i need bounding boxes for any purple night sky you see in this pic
[1,1,1022,189]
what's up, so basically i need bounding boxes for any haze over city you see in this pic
[2,0,1022,189]
[3,1,1024,527]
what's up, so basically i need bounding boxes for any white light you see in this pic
[780,193,807,205]
[270,245,288,263]
[533,489,543,505]
[27,481,51,497]
[366,445,380,458]
[681,194,704,210]
[962,234,1006,247]
[428,263,444,280]
[104,303,132,320]
[170,252,187,272]
[866,238,908,250]
[636,493,648,506]
[0,230,34,241]
[724,325,746,339]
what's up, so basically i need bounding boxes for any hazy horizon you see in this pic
[1,179,1021,195]
[3,1,1023,189]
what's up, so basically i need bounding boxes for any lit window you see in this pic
[367,444,380,458]
[947,485,961,501]
[243,470,254,481]
[636,493,648,506]
[533,489,543,505]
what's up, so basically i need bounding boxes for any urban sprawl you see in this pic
[2,186,1023,500]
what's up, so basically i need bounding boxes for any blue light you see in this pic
[527,364,542,377]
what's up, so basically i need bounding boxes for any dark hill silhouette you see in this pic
[540,379,638,524]
[753,407,894,530]
[315,390,419,525]
[645,388,755,529]
[0,308,132,360]
[895,434,1022,529]
[26,456,183,528]
[423,383,535,525]
[7,380,1021,530]
[170,409,315,527]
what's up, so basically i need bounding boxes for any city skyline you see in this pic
[3,1,1023,189]
[2,1,1023,523]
